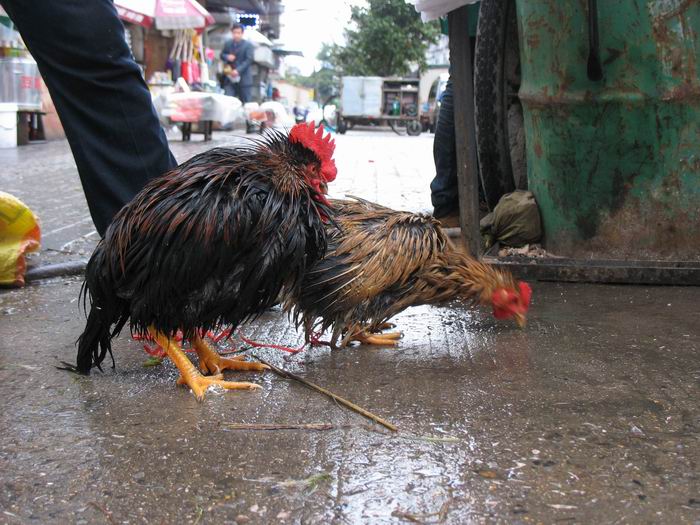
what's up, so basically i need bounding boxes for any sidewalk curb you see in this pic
[25,260,88,282]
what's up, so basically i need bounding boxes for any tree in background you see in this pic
[284,44,339,104]
[325,0,440,77]
[313,43,340,102]
[282,1,439,103]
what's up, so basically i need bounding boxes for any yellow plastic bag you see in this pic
[0,191,41,287]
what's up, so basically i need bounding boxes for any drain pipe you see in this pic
[25,260,87,282]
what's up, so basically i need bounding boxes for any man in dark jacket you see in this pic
[220,23,254,103]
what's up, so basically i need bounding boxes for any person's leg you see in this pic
[223,77,237,97]
[431,37,484,224]
[1,0,176,236]
[239,85,253,104]
[430,77,460,220]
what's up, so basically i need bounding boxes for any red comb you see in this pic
[519,282,532,308]
[289,121,337,182]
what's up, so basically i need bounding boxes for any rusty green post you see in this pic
[516,0,700,260]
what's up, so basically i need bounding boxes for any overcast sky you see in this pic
[278,0,368,75]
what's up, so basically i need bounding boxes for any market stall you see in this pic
[0,7,44,147]
[152,88,245,140]
[113,0,242,141]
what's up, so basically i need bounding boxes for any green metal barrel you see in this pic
[516,0,700,260]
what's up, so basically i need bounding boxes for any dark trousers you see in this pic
[223,78,253,104]
[1,0,177,236]
[430,77,459,218]
[430,38,481,218]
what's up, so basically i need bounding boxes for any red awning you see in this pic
[114,0,215,30]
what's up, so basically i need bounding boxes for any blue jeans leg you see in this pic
[1,0,177,236]
[430,78,459,218]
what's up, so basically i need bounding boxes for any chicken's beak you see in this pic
[514,313,526,328]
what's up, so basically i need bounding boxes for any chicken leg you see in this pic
[191,335,269,375]
[149,328,261,401]
[356,331,402,346]
[341,325,403,347]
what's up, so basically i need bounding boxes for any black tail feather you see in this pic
[75,245,123,374]
[76,307,114,374]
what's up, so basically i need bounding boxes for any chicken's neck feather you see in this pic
[417,249,517,306]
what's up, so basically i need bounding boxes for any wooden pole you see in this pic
[448,6,481,257]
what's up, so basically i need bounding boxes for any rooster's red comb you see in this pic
[519,282,532,308]
[289,121,337,182]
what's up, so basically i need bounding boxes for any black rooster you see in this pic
[76,123,337,400]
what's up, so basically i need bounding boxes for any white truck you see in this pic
[337,76,422,136]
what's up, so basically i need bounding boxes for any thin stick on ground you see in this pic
[223,423,336,431]
[252,354,398,432]
[88,501,117,525]
[218,346,251,356]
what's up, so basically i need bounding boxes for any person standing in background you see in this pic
[220,23,254,103]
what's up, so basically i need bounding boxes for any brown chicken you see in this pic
[286,197,531,348]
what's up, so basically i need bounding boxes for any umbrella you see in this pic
[114,0,214,30]
[243,28,273,47]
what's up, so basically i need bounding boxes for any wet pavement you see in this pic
[2,276,699,524]
[1,131,700,524]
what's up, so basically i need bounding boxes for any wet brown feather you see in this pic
[287,197,519,346]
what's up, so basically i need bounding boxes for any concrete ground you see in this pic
[1,130,699,524]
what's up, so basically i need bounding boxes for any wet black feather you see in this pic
[76,130,329,373]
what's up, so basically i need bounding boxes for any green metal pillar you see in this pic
[516,0,700,260]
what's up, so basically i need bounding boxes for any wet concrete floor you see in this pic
[1,277,699,523]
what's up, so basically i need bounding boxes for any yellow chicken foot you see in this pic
[374,322,396,331]
[374,331,402,340]
[191,335,269,375]
[344,330,402,347]
[148,328,261,401]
